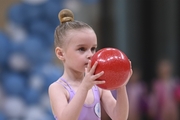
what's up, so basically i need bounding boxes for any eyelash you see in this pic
[91,47,96,52]
[78,47,85,51]
[78,47,96,52]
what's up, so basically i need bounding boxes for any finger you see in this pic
[86,60,91,72]
[85,67,88,74]
[126,69,132,80]
[94,80,106,85]
[129,59,132,69]
[90,61,98,74]
[124,69,133,85]
[129,69,133,76]
[93,71,104,80]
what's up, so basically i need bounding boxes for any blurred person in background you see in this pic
[127,67,149,120]
[148,58,179,120]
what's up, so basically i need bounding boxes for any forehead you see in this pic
[66,29,97,46]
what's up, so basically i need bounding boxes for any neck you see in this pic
[62,68,84,82]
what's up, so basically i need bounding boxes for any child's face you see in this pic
[63,28,97,73]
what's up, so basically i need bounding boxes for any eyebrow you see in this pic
[76,44,97,47]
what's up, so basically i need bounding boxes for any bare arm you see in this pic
[113,86,129,120]
[100,87,128,120]
[49,83,89,120]
[101,70,132,120]
[49,61,105,120]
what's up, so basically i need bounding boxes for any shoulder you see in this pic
[49,81,62,91]
[48,81,68,99]
[48,80,70,117]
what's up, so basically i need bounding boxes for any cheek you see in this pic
[70,52,80,59]
[68,57,86,71]
[65,52,83,64]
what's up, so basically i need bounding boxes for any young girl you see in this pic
[48,9,132,120]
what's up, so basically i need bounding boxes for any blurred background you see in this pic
[0,0,180,120]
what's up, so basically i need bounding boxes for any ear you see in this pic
[55,47,65,61]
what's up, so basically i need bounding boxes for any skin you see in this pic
[49,28,132,120]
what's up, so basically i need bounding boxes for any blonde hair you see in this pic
[54,9,93,47]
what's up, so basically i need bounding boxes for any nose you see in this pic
[87,50,93,59]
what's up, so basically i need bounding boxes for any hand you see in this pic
[124,68,133,85]
[81,60,105,91]
[120,60,133,87]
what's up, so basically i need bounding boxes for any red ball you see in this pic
[91,48,131,90]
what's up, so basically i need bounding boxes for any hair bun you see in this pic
[58,9,74,23]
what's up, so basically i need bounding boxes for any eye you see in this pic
[91,47,97,53]
[78,47,86,51]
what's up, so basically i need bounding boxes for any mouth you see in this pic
[84,63,88,67]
